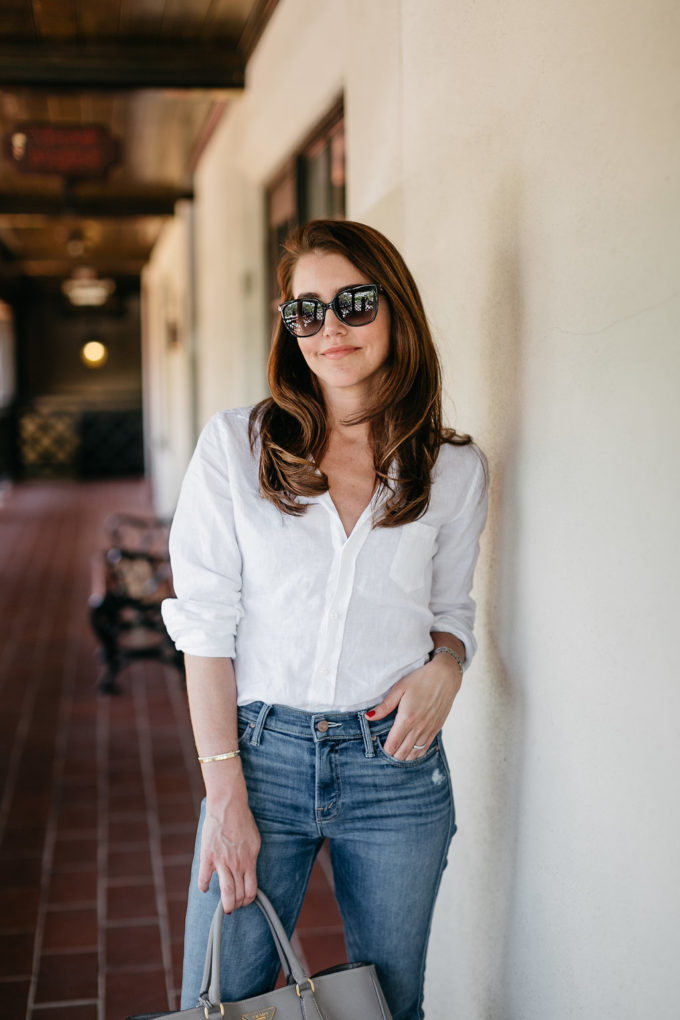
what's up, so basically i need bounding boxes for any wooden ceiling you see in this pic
[0,0,278,288]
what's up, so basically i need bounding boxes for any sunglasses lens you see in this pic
[281,298,323,337]
[280,285,380,337]
[335,285,379,326]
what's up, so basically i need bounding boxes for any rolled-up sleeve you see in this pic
[429,447,488,668]
[161,414,243,657]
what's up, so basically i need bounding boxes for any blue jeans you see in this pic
[181,702,456,1020]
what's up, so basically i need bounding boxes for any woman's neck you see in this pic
[322,388,372,443]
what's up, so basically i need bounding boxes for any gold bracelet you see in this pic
[197,749,241,764]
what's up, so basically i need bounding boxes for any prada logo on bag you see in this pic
[241,1009,276,1020]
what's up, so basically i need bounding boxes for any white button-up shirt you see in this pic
[162,408,487,712]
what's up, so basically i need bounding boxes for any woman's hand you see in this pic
[184,655,260,913]
[367,647,463,760]
[199,780,261,914]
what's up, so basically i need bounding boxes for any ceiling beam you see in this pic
[0,259,147,279]
[239,0,281,58]
[0,42,245,90]
[0,191,193,217]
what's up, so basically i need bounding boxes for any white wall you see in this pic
[142,202,197,517]
[144,0,680,1015]
[345,2,679,1017]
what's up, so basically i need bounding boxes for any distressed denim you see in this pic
[181,702,456,1020]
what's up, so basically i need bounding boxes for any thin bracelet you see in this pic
[197,749,241,764]
[431,645,464,676]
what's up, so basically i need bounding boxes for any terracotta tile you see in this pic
[42,907,98,950]
[0,886,39,928]
[108,816,149,846]
[52,835,97,868]
[104,965,169,1018]
[0,977,30,1013]
[163,861,190,900]
[109,702,138,723]
[157,797,197,826]
[107,882,157,922]
[171,940,184,988]
[0,825,46,856]
[68,719,98,741]
[105,778,143,800]
[0,931,34,977]
[28,1004,98,1020]
[58,787,98,811]
[159,828,195,858]
[68,702,98,723]
[155,773,192,798]
[108,759,143,781]
[297,887,343,930]
[307,854,334,891]
[0,854,43,887]
[63,742,99,766]
[55,803,97,831]
[7,791,52,823]
[108,847,153,880]
[106,922,163,969]
[299,932,348,975]
[166,897,187,944]
[108,790,148,814]
[47,866,97,905]
[108,770,144,794]
[63,759,100,781]
[34,950,98,1003]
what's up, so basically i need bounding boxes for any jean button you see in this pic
[317,719,330,733]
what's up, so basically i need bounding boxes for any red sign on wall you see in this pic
[5,123,119,178]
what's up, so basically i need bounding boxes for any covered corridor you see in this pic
[0,480,344,1019]
[0,0,678,1017]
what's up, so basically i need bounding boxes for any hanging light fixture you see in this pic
[62,266,115,307]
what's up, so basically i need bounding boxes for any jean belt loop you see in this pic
[357,711,376,758]
[250,703,272,746]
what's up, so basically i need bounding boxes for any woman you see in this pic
[162,219,487,1019]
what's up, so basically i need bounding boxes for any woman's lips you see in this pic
[322,346,357,358]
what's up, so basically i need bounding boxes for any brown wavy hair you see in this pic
[249,219,471,527]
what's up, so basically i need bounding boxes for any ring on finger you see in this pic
[412,743,427,750]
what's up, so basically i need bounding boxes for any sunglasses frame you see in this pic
[278,283,383,338]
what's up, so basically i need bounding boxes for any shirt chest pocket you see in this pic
[389,521,437,593]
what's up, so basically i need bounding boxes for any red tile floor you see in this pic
[0,479,346,1020]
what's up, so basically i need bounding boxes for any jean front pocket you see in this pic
[237,719,256,745]
[374,733,441,767]
[389,521,437,592]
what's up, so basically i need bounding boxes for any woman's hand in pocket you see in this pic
[367,650,463,760]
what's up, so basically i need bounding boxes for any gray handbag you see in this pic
[125,888,393,1019]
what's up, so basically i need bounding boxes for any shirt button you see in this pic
[329,611,338,620]
[320,667,329,676]
[317,720,330,733]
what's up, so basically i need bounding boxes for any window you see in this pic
[266,98,345,318]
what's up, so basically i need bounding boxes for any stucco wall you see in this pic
[142,203,196,517]
[353,4,680,1017]
[145,0,680,1015]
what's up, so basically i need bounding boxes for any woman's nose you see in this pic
[322,306,346,335]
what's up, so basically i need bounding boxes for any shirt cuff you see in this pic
[431,616,477,670]
[161,598,238,658]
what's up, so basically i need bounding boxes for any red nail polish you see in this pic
[366,710,376,718]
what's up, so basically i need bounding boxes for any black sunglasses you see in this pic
[278,283,382,338]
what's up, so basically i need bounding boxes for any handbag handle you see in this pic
[200,889,317,1010]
